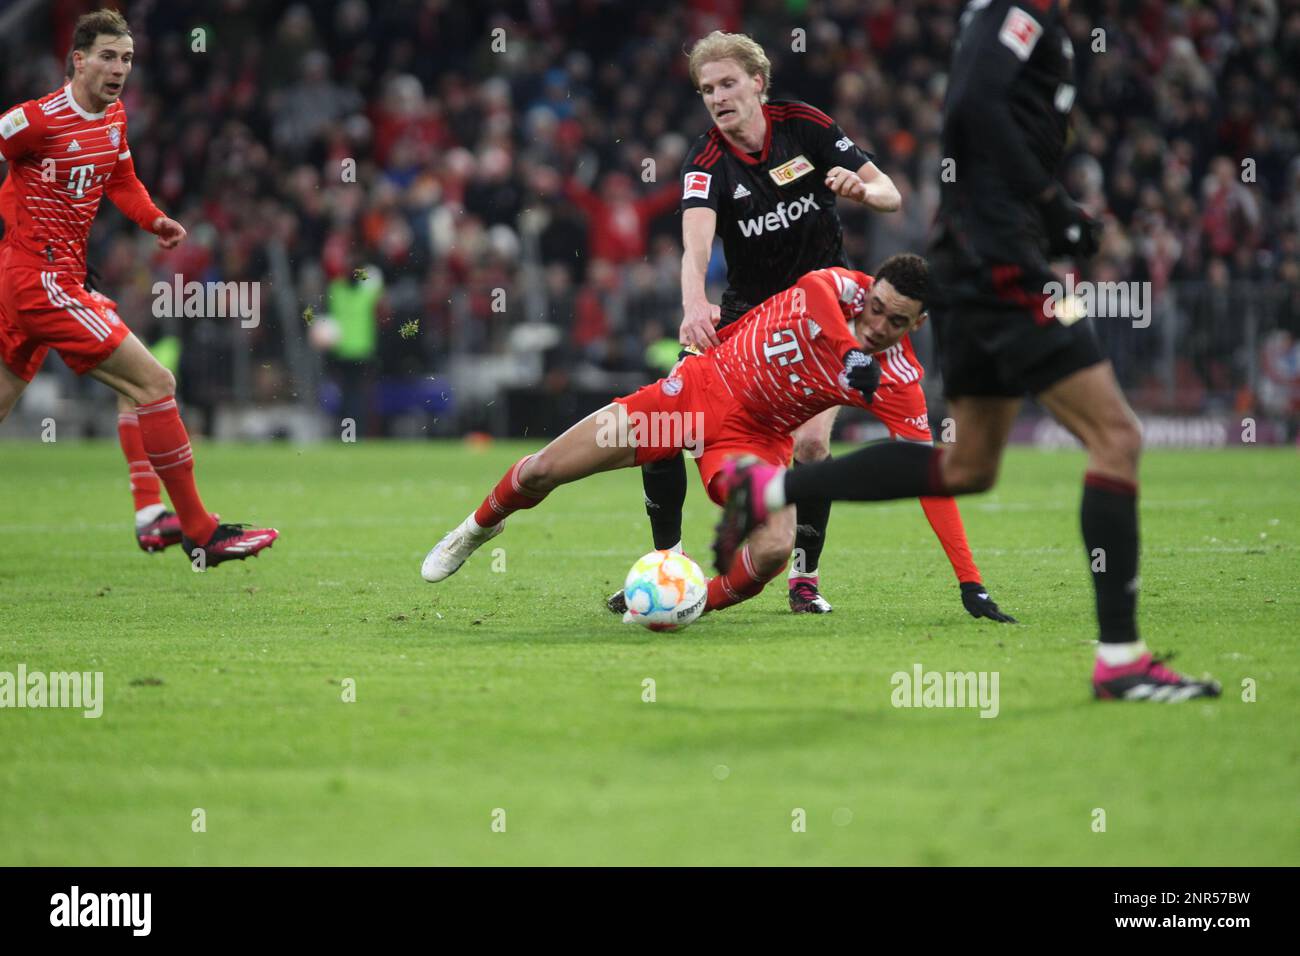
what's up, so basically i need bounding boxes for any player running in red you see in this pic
[0,9,276,565]
[0,51,200,554]
[90,282,211,553]
[423,259,992,619]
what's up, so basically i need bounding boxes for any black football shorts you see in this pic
[928,236,1104,399]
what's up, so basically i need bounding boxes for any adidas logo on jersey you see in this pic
[737,195,821,238]
[67,140,81,152]
[732,183,751,199]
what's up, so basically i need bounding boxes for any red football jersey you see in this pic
[0,84,162,276]
[708,267,872,433]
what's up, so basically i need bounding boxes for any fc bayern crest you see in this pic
[108,126,120,147]
[661,376,683,396]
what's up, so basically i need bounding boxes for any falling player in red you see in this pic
[662,265,1010,619]
[0,9,276,565]
[422,257,1009,619]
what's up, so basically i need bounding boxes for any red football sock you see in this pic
[705,545,780,612]
[117,411,162,512]
[134,397,218,543]
[473,456,548,527]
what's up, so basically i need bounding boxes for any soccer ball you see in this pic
[621,550,708,631]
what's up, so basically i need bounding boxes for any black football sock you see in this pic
[784,441,946,504]
[641,454,687,550]
[791,458,832,579]
[1081,472,1140,644]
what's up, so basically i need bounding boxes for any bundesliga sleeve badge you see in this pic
[683,171,712,199]
[0,106,29,140]
[998,7,1043,61]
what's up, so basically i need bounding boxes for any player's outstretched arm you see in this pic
[791,270,883,404]
[680,206,721,349]
[949,2,1060,201]
[105,122,182,249]
[824,162,900,213]
[150,216,187,250]
[914,493,1017,623]
[949,4,1097,260]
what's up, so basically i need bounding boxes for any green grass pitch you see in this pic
[0,440,1296,865]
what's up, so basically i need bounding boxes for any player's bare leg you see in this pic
[423,404,639,582]
[89,332,175,404]
[1035,362,1140,484]
[936,396,1021,493]
[92,334,277,566]
[0,360,27,425]
[514,404,641,495]
[1036,362,1219,699]
[789,405,839,612]
[713,397,1018,570]
[705,501,796,613]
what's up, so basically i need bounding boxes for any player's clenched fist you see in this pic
[839,349,880,403]
[151,216,187,250]
[680,299,722,350]
[824,165,867,202]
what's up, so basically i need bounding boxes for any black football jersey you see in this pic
[936,0,1076,263]
[680,100,874,325]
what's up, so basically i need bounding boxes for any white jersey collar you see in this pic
[63,83,107,121]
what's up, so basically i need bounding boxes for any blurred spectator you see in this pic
[563,172,680,265]
[323,264,384,436]
[1,0,1296,434]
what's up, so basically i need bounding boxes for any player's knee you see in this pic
[751,539,789,578]
[943,457,999,494]
[750,523,795,577]
[519,451,558,494]
[136,366,176,404]
[793,435,831,463]
[1080,408,1142,477]
[1103,414,1143,469]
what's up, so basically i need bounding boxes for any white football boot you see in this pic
[421,514,505,582]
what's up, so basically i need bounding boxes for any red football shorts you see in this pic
[613,357,794,506]
[0,246,128,381]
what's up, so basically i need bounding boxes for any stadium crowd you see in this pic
[3,0,1298,434]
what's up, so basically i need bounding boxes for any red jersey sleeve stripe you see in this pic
[776,105,833,127]
[768,104,834,128]
[783,101,834,123]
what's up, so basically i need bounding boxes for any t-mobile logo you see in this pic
[762,328,803,366]
[763,329,814,395]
